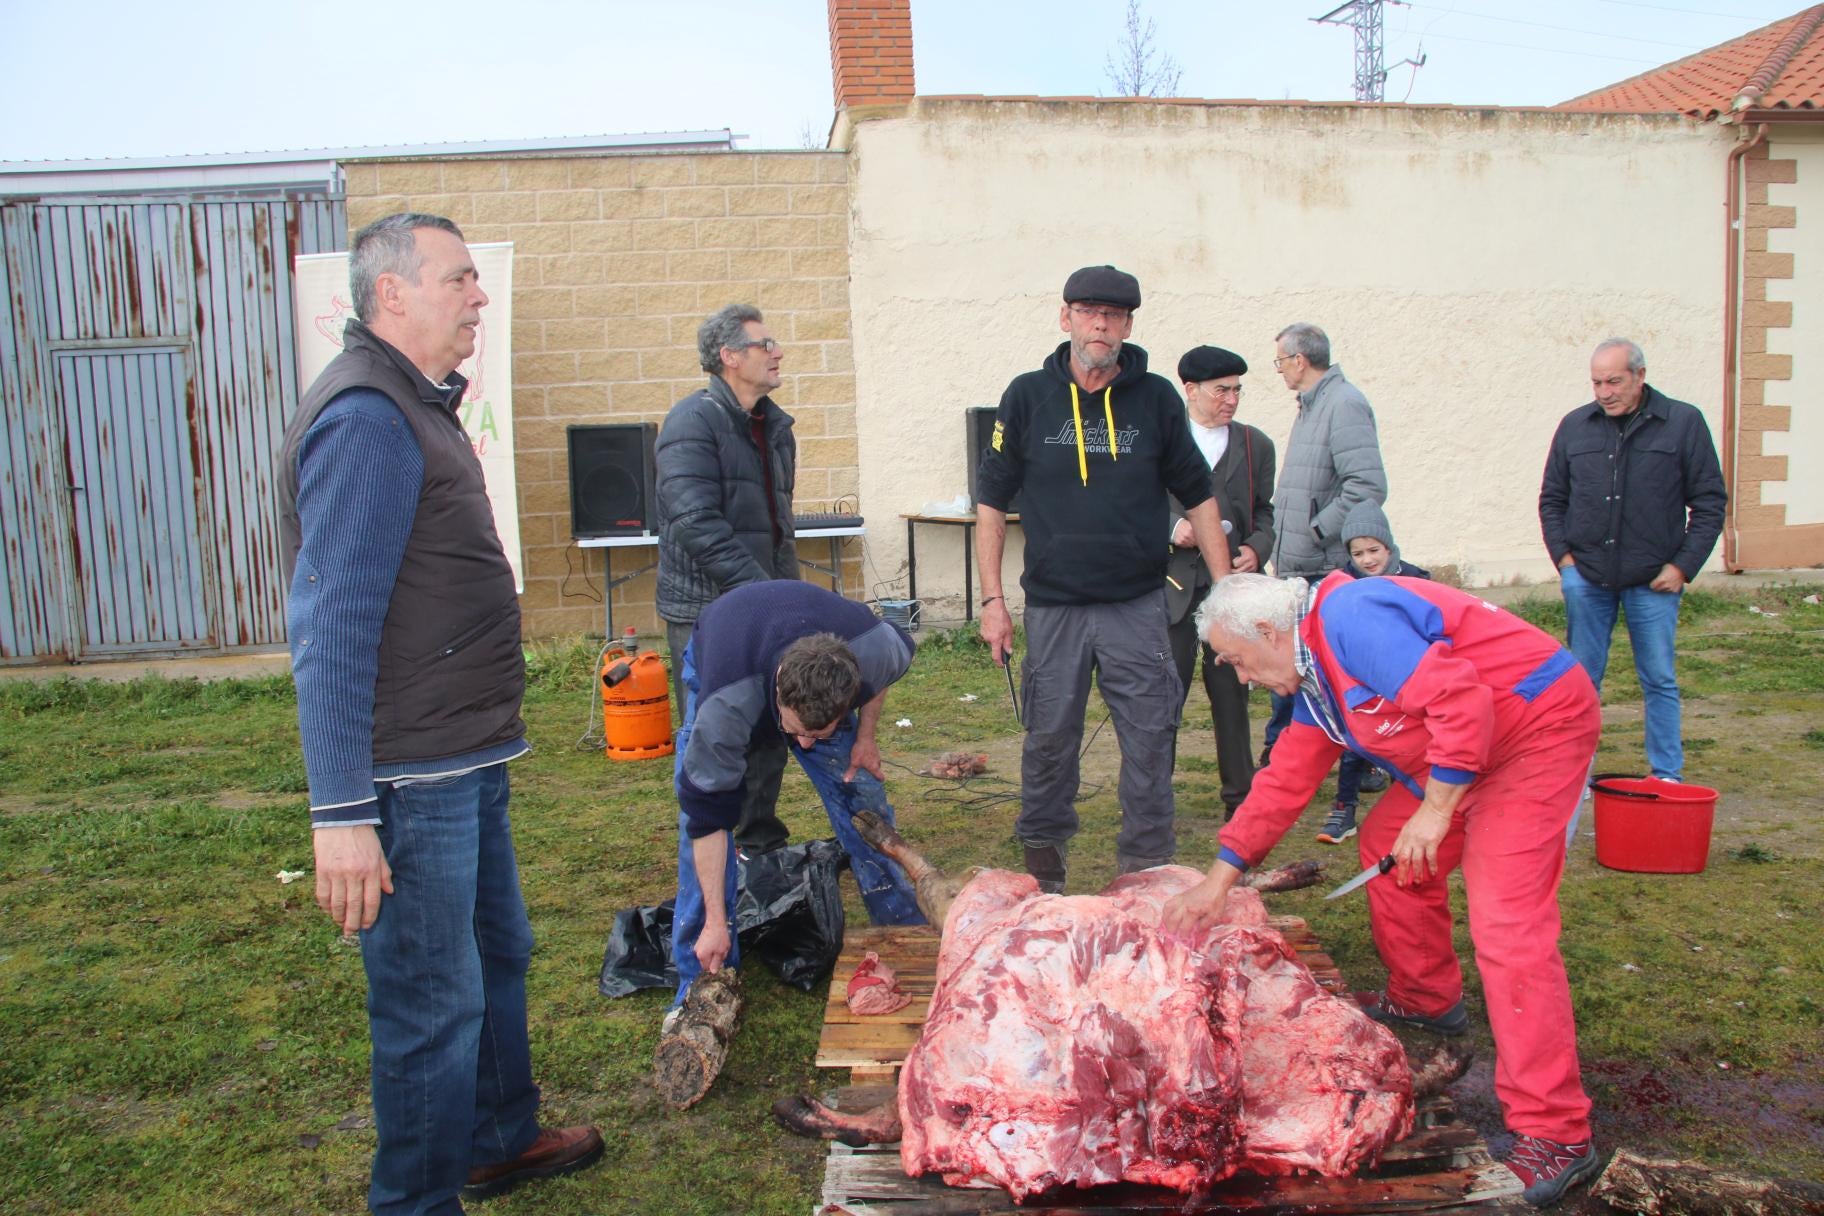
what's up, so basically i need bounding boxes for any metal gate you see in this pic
[0,193,345,661]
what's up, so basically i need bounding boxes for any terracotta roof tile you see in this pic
[1557,5,1824,116]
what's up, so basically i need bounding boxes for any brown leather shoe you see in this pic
[463,1125,604,1200]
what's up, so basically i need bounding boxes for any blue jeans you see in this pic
[1560,562,1683,780]
[363,764,539,1216]
[670,642,925,1003]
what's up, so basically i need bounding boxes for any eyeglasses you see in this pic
[1272,353,1300,370]
[1068,304,1130,324]
[1206,384,1244,398]
[730,337,779,354]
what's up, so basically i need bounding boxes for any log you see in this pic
[653,968,743,1109]
[1591,1149,1824,1216]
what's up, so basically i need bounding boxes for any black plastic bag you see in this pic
[598,838,848,998]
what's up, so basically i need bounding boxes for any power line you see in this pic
[1403,2,1706,50]
[1396,28,1666,64]
[1594,0,1788,18]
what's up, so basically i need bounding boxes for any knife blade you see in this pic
[1324,854,1394,901]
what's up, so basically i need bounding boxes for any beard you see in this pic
[1072,337,1121,372]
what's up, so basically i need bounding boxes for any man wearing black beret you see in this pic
[973,265,1233,890]
[1166,346,1276,820]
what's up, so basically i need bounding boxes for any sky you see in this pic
[0,0,1807,163]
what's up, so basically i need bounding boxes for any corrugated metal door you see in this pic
[55,347,214,652]
[0,193,344,660]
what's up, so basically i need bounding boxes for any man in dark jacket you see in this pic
[974,266,1233,890]
[1165,345,1276,820]
[280,214,600,1214]
[656,304,799,854]
[1539,338,1726,782]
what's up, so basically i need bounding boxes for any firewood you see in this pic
[1592,1149,1824,1216]
[653,968,742,1109]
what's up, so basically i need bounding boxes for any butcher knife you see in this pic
[1323,854,1394,901]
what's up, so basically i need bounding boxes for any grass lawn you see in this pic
[2,582,1821,1214]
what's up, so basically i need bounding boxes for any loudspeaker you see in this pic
[966,405,1022,515]
[568,423,658,537]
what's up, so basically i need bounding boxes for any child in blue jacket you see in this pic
[1316,501,1432,844]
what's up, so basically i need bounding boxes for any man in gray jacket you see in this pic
[1259,322,1388,765]
[656,303,798,855]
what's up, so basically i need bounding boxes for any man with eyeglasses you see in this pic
[1165,346,1277,820]
[668,580,925,1007]
[974,265,1233,891]
[1538,337,1725,785]
[656,304,799,859]
[1257,322,1388,775]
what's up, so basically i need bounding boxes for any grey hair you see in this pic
[1594,337,1645,373]
[1194,573,1307,646]
[697,304,764,374]
[349,213,464,322]
[1274,322,1332,370]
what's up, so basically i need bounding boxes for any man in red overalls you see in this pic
[1162,572,1602,1208]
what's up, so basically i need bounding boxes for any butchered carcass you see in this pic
[896,864,1413,1200]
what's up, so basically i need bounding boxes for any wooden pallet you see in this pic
[812,923,1527,1215]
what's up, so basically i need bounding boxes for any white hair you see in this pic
[1593,336,1645,373]
[1194,573,1307,645]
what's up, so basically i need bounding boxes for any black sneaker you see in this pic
[1504,1134,1600,1207]
[1315,802,1357,844]
[1357,990,1469,1036]
[1359,767,1390,793]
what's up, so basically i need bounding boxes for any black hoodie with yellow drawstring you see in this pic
[976,341,1213,607]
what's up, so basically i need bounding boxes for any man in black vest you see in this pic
[278,213,601,1215]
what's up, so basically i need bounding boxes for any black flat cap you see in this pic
[1062,265,1141,310]
[1178,345,1248,383]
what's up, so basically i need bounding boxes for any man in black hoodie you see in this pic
[974,266,1233,890]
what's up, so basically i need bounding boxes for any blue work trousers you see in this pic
[670,642,924,1003]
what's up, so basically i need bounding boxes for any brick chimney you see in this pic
[829,0,915,110]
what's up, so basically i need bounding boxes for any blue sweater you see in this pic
[288,387,526,826]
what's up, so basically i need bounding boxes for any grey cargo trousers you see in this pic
[1018,590,1184,865]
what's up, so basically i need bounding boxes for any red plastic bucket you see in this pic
[1591,774,1717,874]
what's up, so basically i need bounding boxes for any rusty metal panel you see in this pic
[30,203,190,343]
[0,204,74,659]
[54,347,213,652]
[190,196,340,648]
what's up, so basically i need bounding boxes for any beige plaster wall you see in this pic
[342,151,857,639]
[845,99,1735,613]
[1765,129,1824,527]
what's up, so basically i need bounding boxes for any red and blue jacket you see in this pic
[1217,572,1588,869]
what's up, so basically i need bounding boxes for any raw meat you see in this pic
[846,950,912,1016]
[897,865,1413,1200]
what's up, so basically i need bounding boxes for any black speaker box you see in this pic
[568,423,658,537]
[966,405,1022,515]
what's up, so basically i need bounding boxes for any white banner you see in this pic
[292,244,522,591]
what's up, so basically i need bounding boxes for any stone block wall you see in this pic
[342,151,862,638]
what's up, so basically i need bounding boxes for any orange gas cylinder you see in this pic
[600,629,675,761]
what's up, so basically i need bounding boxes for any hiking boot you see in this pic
[1359,767,1390,793]
[464,1125,605,1201]
[1315,802,1357,845]
[1504,1134,1600,1207]
[1022,839,1068,894]
[1356,990,1469,1036]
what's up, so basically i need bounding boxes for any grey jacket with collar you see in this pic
[1268,364,1388,578]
